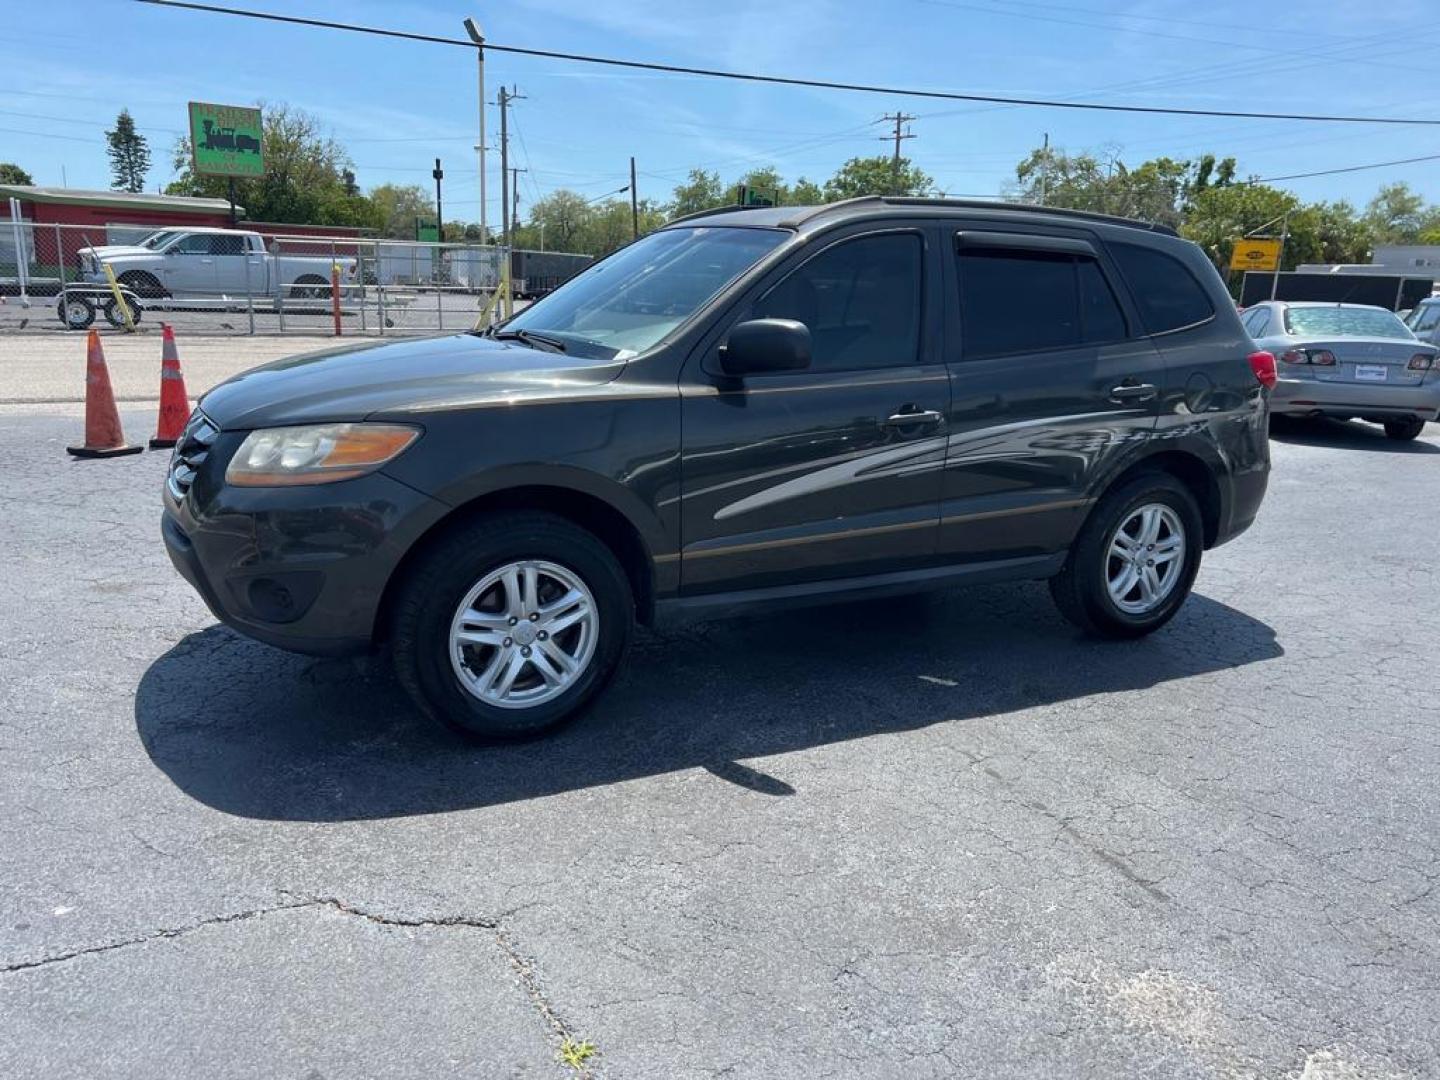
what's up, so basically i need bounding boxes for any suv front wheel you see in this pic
[1050,472,1203,638]
[391,511,634,740]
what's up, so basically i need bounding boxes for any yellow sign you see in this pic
[1230,238,1282,272]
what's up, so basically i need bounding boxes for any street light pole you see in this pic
[1271,209,1291,301]
[463,17,487,246]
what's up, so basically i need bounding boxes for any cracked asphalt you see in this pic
[1,398,1438,1080]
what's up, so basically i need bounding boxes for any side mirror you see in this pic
[719,318,812,376]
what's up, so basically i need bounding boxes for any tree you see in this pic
[1364,182,1430,245]
[106,110,150,193]
[823,155,931,200]
[790,177,824,205]
[516,190,593,253]
[0,163,33,185]
[670,169,724,217]
[367,184,432,239]
[1010,145,1237,228]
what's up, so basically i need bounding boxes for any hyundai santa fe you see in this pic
[162,197,1273,739]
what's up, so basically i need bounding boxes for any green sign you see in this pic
[415,217,439,242]
[737,185,774,207]
[188,102,264,178]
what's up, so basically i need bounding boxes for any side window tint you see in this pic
[957,249,1077,358]
[209,234,246,256]
[753,233,922,372]
[1077,258,1127,343]
[172,235,210,254]
[1109,242,1215,334]
[1250,310,1270,336]
[957,248,1125,357]
[1413,304,1440,332]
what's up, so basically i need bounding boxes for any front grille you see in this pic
[167,410,218,501]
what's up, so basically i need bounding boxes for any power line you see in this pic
[1250,152,1440,185]
[131,0,1440,127]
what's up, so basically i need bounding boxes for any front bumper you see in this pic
[162,467,449,657]
[1271,375,1440,421]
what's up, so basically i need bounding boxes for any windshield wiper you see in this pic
[487,328,568,353]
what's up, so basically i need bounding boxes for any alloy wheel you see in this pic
[448,559,599,710]
[1106,503,1186,615]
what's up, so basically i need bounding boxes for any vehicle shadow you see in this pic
[1269,415,1440,453]
[135,585,1282,821]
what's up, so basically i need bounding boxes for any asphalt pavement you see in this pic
[1,398,1437,1079]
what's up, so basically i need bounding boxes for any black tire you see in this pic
[289,275,329,301]
[1383,418,1425,441]
[1049,471,1204,639]
[58,295,95,330]
[391,511,634,741]
[118,271,165,300]
[101,297,141,327]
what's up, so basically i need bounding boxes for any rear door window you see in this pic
[1109,242,1215,334]
[208,234,247,256]
[956,247,1127,359]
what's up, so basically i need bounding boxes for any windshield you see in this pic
[500,226,789,358]
[1285,306,1414,339]
[141,231,179,250]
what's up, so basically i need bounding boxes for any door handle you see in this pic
[883,407,945,428]
[1109,382,1158,403]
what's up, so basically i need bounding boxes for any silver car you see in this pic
[1404,296,1440,347]
[1242,301,1438,441]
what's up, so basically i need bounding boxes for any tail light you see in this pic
[1280,348,1335,366]
[1409,353,1435,371]
[1248,350,1277,390]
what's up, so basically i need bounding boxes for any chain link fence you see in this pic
[1,219,588,336]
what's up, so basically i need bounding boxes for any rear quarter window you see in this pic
[1110,242,1215,335]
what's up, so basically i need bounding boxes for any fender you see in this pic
[425,461,673,564]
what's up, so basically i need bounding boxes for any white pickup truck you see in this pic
[78,227,357,300]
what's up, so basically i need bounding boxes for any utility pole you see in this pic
[497,84,524,317]
[880,112,916,195]
[630,157,639,239]
[627,157,639,240]
[463,18,487,245]
[432,157,444,243]
[510,166,525,239]
[498,87,510,252]
[1041,133,1050,202]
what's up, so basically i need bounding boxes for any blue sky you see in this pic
[4,0,1437,222]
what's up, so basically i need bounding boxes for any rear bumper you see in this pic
[1272,375,1440,420]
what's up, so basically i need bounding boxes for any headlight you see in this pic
[225,423,419,486]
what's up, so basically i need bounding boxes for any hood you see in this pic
[82,244,153,261]
[198,333,624,430]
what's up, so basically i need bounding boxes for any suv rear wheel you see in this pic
[391,511,634,740]
[1050,472,1203,638]
[1383,417,1425,441]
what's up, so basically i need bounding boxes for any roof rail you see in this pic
[785,195,1179,236]
[665,203,750,225]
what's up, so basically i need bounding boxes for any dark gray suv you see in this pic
[162,197,1273,739]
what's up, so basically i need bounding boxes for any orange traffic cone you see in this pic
[67,330,142,459]
[150,323,191,449]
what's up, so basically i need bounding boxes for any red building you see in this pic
[0,186,367,267]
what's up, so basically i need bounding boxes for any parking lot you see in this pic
[2,344,1438,1077]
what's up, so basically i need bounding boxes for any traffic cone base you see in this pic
[69,329,142,459]
[150,322,191,450]
[67,442,143,459]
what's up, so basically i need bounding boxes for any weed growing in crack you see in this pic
[558,1038,597,1070]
